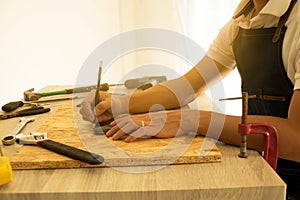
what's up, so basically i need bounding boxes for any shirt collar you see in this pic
[260,0,292,17]
[234,0,292,18]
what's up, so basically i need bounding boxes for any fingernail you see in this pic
[112,136,118,140]
[106,131,111,137]
[109,121,115,126]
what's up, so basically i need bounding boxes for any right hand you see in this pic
[80,90,113,123]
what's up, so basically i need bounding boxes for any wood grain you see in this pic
[10,102,222,169]
[0,86,286,200]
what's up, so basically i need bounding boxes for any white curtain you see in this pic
[0,0,240,113]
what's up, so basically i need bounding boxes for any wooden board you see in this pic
[10,103,222,169]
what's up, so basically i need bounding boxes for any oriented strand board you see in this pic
[10,103,222,169]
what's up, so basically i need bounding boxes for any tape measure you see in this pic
[0,156,13,186]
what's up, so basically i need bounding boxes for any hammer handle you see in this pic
[66,83,109,94]
[40,90,68,97]
[40,84,110,98]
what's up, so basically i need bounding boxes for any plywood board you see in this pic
[10,103,222,169]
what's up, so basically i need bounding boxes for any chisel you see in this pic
[16,133,104,165]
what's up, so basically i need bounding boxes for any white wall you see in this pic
[0,0,121,106]
[0,0,240,114]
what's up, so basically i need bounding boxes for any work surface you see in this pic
[10,102,222,169]
[0,86,286,200]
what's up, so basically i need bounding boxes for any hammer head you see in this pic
[23,88,41,101]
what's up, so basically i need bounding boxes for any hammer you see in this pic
[24,84,110,101]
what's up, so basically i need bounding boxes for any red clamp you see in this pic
[238,123,279,170]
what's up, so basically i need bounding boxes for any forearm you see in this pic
[128,56,229,114]
[129,84,181,114]
[196,111,264,151]
[197,110,300,162]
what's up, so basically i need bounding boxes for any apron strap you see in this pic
[273,0,298,43]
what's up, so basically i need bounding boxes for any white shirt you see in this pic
[207,0,300,90]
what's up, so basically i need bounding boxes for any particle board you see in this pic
[10,102,222,169]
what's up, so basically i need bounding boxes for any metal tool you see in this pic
[221,92,279,170]
[23,84,110,101]
[16,132,104,165]
[219,94,286,102]
[2,117,35,145]
[239,92,249,158]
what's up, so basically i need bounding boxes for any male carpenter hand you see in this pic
[80,90,113,123]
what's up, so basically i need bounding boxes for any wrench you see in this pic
[2,117,35,145]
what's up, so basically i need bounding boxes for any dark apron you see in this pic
[232,0,300,198]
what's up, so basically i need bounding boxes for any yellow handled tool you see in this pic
[0,145,13,186]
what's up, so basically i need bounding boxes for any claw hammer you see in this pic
[23,84,110,101]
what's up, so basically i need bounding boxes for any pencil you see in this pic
[95,61,103,106]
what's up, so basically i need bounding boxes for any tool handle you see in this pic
[37,139,104,165]
[16,107,50,117]
[124,76,166,89]
[66,83,109,94]
[66,85,96,93]
[40,90,68,97]
[2,101,24,112]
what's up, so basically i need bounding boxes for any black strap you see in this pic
[273,0,297,43]
[233,0,298,43]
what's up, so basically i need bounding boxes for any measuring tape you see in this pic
[0,156,13,186]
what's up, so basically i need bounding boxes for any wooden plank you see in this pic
[10,102,222,169]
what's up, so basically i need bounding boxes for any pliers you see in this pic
[0,107,50,120]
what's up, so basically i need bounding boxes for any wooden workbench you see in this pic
[0,86,286,200]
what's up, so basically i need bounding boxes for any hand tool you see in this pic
[239,92,248,158]
[94,61,102,106]
[0,107,50,120]
[124,75,166,89]
[2,96,83,112]
[219,95,256,101]
[0,155,13,186]
[94,118,114,135]
[22,76,166,101]
[93,61,113,134]
[219,94,286,101]
[221,92,279,170]
[136,79,159,90]
[0,142,13,186]
[1,101,38,112]
[24,83,110,101]
[16,132,104,165]
[2,117,35,145]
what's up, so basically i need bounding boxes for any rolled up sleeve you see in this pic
[207,20,239,69]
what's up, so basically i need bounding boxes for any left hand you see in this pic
[106,109,199,142]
